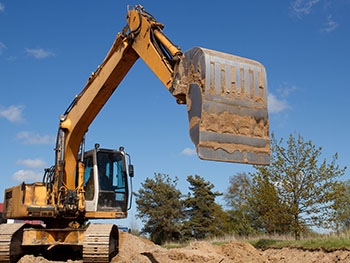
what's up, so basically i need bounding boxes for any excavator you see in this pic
[0,5,269,263]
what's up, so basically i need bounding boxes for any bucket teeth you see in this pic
[172,47,270,165]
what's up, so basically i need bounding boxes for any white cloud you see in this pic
[290,0,320,17]
[25,48,55,59]
[12,170,43,182]
[322,15,339,32]
[0,105,25,123]
[0,3,4,13]
[16,158,47,169]
[181,147,196,156]
[268,93,291,114]
[16,131,55,144]
[0,42,6,55]
[277,84,297,98]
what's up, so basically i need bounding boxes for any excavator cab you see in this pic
[82,144,132,214]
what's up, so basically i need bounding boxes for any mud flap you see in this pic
[171,47,270,165]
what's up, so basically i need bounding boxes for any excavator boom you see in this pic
[59,35,138,190]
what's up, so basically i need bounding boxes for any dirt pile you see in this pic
[264,247,350,263]
[18,254,80,263]
[113,233,350,263]
[113,232,268,263]
[17,232,350,263]
[18,255,53,263]
[112,232,163,263]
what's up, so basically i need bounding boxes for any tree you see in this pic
[333,180,350,231]
[134,173,183,245]
[225,172,251,210]
[249,170,293,234]
[183,175,229,239]
[225,173,260,236]
[253,132,346,239]
[225,172,292,236]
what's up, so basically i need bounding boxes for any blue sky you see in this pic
[0,1,349,229]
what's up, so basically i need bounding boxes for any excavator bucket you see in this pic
[171,47,270,165]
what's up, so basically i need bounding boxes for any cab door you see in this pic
[95,151,128,212]
[83,150,99,212]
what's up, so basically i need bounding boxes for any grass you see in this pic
[249,239,280,249]
[160,231,350,251]
[211,241,227,246]
[162,243,188,249]
[161,233,237,249]
[246,232,350,250]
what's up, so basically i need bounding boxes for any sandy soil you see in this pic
[18,232,350,263]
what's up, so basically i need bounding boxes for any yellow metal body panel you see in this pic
[4,183,54,219]
[85,211,127,219]
[22,228,85,246]
[77,161,85,212]
[4,185,27,218]
[26,183,46,205]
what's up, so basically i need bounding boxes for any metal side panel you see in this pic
[172,47,270,165]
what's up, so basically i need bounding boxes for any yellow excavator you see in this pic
[0,5,269,262]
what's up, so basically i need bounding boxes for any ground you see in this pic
[17,232,350,263]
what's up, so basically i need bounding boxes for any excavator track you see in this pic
[83,224,118,263]
[0,223,26,262]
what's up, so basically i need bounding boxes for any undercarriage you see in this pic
[0,223,118,263]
